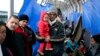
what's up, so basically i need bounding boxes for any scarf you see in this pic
[49,17,61,26]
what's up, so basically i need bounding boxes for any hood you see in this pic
[40,11,47,21]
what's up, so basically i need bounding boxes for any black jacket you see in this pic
[25,26,36,44]
[45,20,65,56]
[25,26,36,56]
[1,44,13,56]
[2,27,26,56]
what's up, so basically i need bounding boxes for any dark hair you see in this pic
[9,15,18,19]
[92,34,100,44]
[78,40,85,45]
[0,21,6,27]
[19,14,29,21]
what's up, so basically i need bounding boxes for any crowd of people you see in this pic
[0,6,99,56]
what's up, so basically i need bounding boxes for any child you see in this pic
[65,36,78,56]
[37,11,53,55]
[78,40,86,55]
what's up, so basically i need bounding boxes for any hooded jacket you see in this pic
[38,11,50,37]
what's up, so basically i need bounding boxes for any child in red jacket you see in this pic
[37,11,53,55]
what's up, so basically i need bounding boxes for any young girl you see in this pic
[37,11,53,55]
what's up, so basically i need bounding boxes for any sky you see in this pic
[0,0,24,13]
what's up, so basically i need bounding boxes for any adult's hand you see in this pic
[45,37,50,42]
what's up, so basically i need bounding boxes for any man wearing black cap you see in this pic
[15,14,36,56]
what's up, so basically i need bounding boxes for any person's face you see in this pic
[0,26,6,43]
[43,14,49,21]
[79,41,84,47]
[90,38,96,45]
[6,17,19,31]
[48,12,57,21]
[19,20,28,28]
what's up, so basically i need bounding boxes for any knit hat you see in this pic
[47,6,58,14]
[19,14,29,21]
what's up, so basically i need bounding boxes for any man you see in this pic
[0,21,13,56]
[86,34,100,56]
[2,15,25,56]
[44,6,65,56]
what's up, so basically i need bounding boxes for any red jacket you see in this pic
[38,11,50,37]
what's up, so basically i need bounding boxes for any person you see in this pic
[65,36,78,56]
[78,40,86,55]
[64,17,72,38]
[73,40,86,56]
[85,34,100,56]
[44,6,65,56]
[78,40,86,54]
[2,15,25,56]
[0,21,13,56]
[15,14,36,56]
[37,11,53,55]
